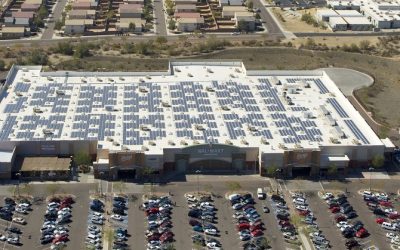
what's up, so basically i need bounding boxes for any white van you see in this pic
[228,194,241,201]
[293,198,307,205]
[382,222,397,231]
[257,188,266,199]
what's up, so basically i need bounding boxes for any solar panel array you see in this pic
[0,71,372,147]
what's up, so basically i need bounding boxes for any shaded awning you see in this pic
[18,157,71,172]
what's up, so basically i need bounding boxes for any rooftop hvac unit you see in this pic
[139,87,148,93]
[161,101,171,107]
[248,125,258,132]
[334,126,345,138]
[168,140,175,146]
[81,78,87,83]
[15,92,23,97]
[327,115,337,126]
[140,125,151,131]
[141,146,149,151]
[225,139,233,145]
[193,140,200,145]
[260,137,269,145]
[241,138,249,145]
[113,141,120,146]
[180,140,188,146]
[187,73,193,77]
[175,68,181,72]
[320,105,330,115]
[33,107,43,113]
[207,68,214,73]
[205,86,215,92]
[235,68,241,73]
[221,105,231,111]
[47,76,53,81]
[108,78,114,82]
[195,124,205,130]
[42,129,54,135]
[330,137,340,144]
[56,90,65,96]
[149,141,156,146]
[352,139,361,145]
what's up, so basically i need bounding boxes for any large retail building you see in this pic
[0,61,393,179]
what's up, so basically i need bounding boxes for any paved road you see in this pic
[153,0,167,36]
[253,0,285,39]
[295,31,400,37]
[321,67,374,96]
[42,0,69,40]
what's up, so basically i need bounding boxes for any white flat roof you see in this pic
[0,62,383,154]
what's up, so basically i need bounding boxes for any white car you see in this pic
[0,235,6,241]
[86,238,101,244]
[295,205,309,211]
[322,193,333,200]
[186,197,197,203]
[392,238,400,246]
[340,225,352,232]
[15,207,27,214]
[204,228,218,235]
[17,203,30,209]
[54,230,68,236]
[12,217,26,225]
[386,232,399,239]
[111,214,123,221]
[336,221,348,228]
[206,242,221,249]
[47,202,59,208]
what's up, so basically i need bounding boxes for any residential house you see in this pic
[219,0,243,6]
[174,12,200,18]
[174,0,198,4]
[71,2,93,10]
[20,3,40,12]
[176,17,204,31]
[118,4,142,18]
[175,4,197,13]
[222,5,247,18]
[64,19,93,34]
[68,9,96,19]
[1,27,26,39]
[116,18,144,32]
[234,12,255,31]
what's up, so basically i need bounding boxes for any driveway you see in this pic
[252,0,285,39]
[321,68,374,96]
[153,0,167,36]
[42,0,69,40]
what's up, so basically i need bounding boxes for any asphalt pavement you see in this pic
[41,0,69,40]
[153,0,167,36]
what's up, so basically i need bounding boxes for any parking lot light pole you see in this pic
[15,172,21,198]
[369,167,374,191]
[195,170,201,196]
[99,171,104,197]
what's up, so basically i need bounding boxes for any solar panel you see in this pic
[327,98,349,118]
[344,120,369,144]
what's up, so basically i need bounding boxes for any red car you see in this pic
[334,215,346,222]
[298,210,310,216]
[145,208,159,216]
[330,207,340,213]
[251,229,263,237]
[376,217,386,224]
[189,219,201,226]
[160,234,173,243]
[380,201,393,207]
[355,228,368,238]
[237,223,250,231]
[388,213,400,219]
[278,220,291,226]
[52,235,68,244]
[250,224,263,231]
[147,235,160,241]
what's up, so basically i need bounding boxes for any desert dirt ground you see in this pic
[272,7,332,33]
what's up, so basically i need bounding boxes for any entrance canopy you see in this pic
[17,157,71,172]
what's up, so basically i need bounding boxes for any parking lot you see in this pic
[0,176,398,249]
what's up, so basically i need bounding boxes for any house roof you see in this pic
[174,0,198,3]
[222,5,247,12]
[12,11,34,18]
[175,4,197,10]
[177,17,204,24]
[72,2,92,8]
[65,19,94,25]
[174,12,200,18]
[119,4,143,13]
[1,27,25,33]
[24,0,42,5]
[20,3,40,9]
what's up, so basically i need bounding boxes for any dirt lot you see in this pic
[288,36,381,47]
[272,7,331,33]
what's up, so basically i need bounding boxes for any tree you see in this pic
[104,228,114,242]
[55,42,74,55]
[290,213,302,227]
[265,164,278,177]
[128,22,136,33]
[0,59,5,70]
[246,0,254,10]
[54,20,64,30]
[168,19,176,30]
[327,163,338,177]
[256,237,270,249]
[74,42,91,58]
[371,155,384,169]
[155,36,167,44]
[28,50,48,65]
[225,181,242,192]
[237,20,249,33]
[163,243,176,250]
[46,184,61,196]
[74,151,91,166]
[359,40,371,50]
[114,181,126,194]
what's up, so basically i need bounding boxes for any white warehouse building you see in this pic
[0,62,391,180]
